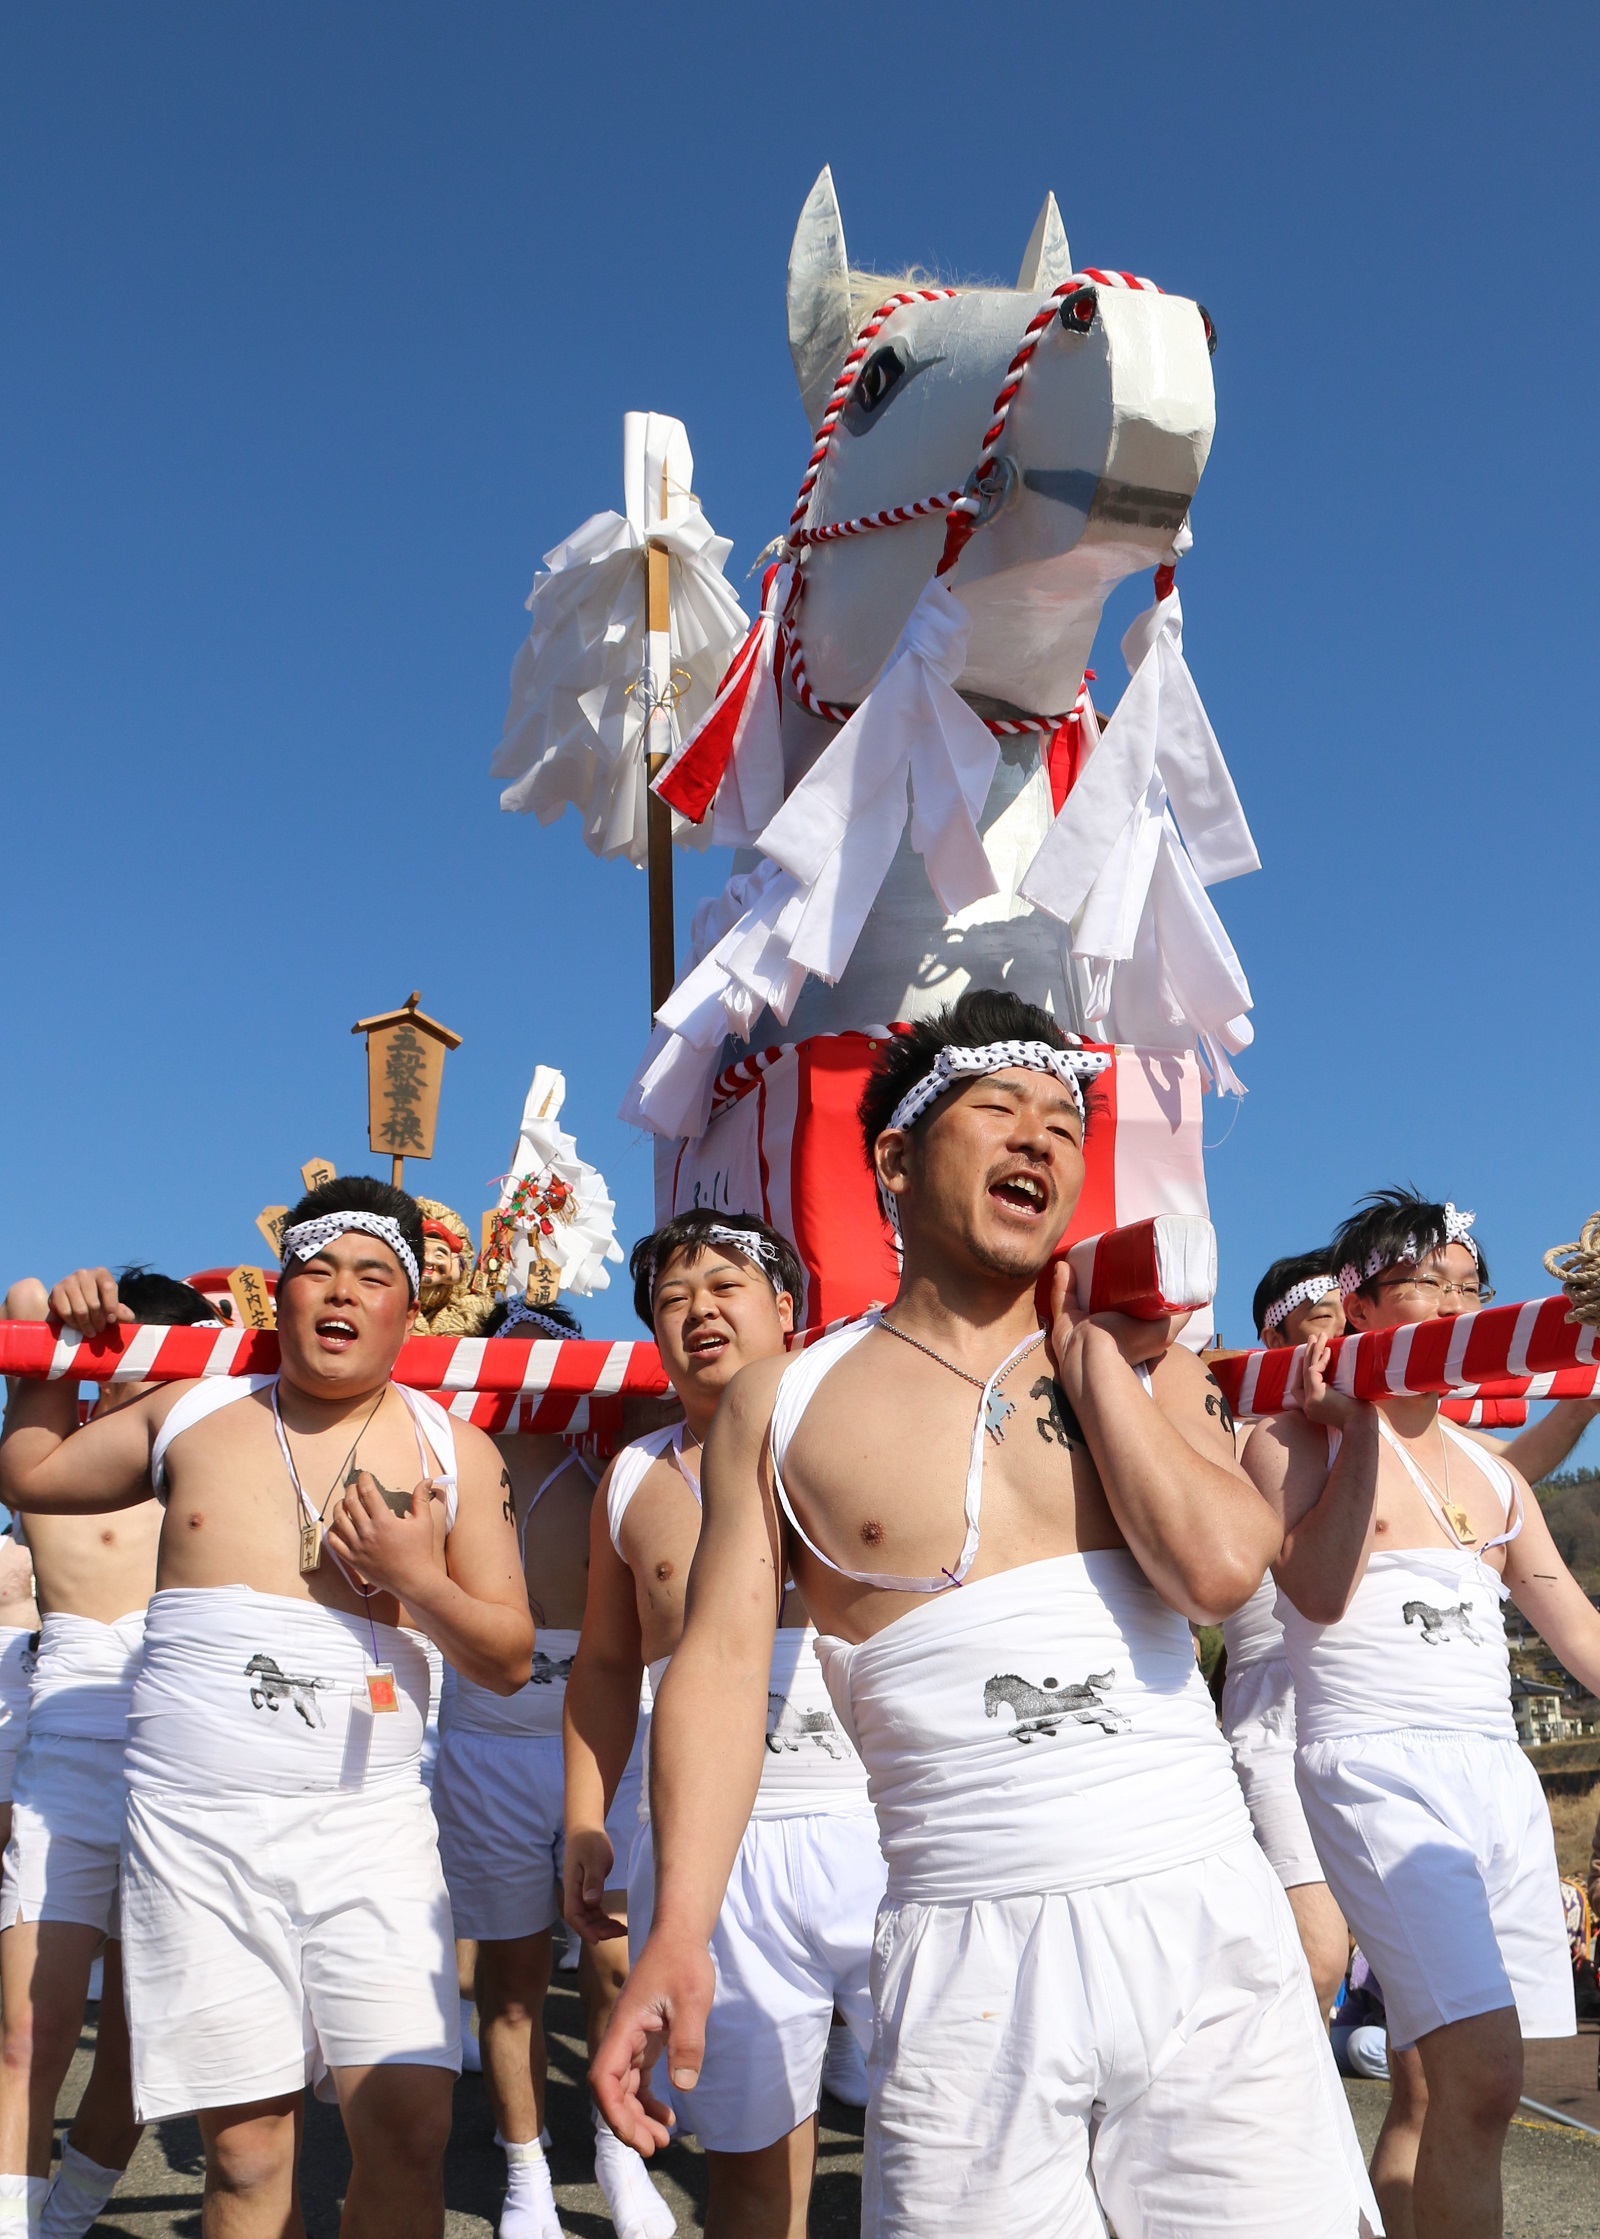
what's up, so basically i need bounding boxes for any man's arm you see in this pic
[563,1476,647,1943]
[1501,1481,1600,1700]
[1050,1272,1278,1623]
[591,1356,784,2153]
[327,1421,533,1693]
[0,1273,162,1516]
[1243,1346,1383,1623]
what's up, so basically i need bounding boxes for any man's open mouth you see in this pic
[989,1172,1049,1217]
[687,1331,730,1362]
[314,1318,359,1350]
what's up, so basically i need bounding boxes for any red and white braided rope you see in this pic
[1209,1297,1600,1417]
[782,270,1160,736]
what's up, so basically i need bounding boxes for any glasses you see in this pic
[1373,1276,1494,1306]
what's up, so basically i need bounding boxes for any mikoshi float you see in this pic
[1,170,1593,1424]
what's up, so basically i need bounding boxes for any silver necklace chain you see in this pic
[877,1316,1043,1389]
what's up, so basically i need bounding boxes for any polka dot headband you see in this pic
[496,1297,578,1341]
[280,1212,420,1300]
[1336,1203,1478,1298]
[1261,1274,1339,1332]
[878,1040,1110,1232]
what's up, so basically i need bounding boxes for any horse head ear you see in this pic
[1016,191,1073,291]
[788,165,853,430]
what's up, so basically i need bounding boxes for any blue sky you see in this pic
[2,5,1596,1441]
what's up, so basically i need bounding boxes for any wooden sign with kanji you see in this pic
[351,992,462,1186]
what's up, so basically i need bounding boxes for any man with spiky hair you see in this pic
[1245,1186,1600,2239]
[595,989,1374,2239]
[0,1177,533,2239]
[0,1268,211,2239]
[565,1208,884,2239]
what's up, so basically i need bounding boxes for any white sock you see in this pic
[0,2175,51,2237]
[593,2114,675,2239]
[821,2018,870,2108]
[459,1994,482,2073]
[41,2145,122,2239]
[498,2136,562,2239]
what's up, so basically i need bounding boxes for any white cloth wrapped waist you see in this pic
[753,1627,870,1818]
[28,1610,147,1740]
[1220,1577,1286,1670]
[0,1628,32,1722]
[125,1587,430,1796]
[442,1628,578,1738]
[816,1552,1249,1902]
[1279,1549,1514,1744]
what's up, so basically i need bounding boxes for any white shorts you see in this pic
[0,1734,126,1936]
[432,1722,646,1944]
[631,1810,885,2154]
[121,1777,459,2120]
[1223,1658,1327,1891]
[865,1837,1374,2239]
[1297,1727,1575,2051]
[0,1631,33,1802]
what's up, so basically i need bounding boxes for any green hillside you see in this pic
[1536,1470,1600,1597]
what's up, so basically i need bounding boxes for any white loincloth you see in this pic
[1282,1534,1574,2049]
[415,1633,445,1790]
[120,1586,458,2119]
[629,1808,885,2154]
[627,1626,880,2150]
[1296,1729,1572,2050]
[865,1836,1375,2239]
[433,1632,647,1938]
[0,1628,34,1800]
[1220,1583,1325,1891]
[0,1610,145,1936]
[813,1557,1372,2236]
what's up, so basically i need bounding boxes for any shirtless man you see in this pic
[566,1211,885,2239]
[1222,1252,1350,2014]
[596,991,1372,2239]
[431,1293,668,2239]
[0,1269,206,2239]
[1245,1188,1600,2239]
[0,1177,533,2239]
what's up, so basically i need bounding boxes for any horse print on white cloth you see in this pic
[244,1652,333,1730]
[1402,1599,1482,1647]
[530,1648,576,1686]
[766,1696,850,1758]
[984,1668,1130,1742]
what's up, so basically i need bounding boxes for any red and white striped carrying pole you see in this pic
[0,1321,671,1405]
[1209,1297,1600,1417]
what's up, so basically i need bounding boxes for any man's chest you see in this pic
[1372,1439,1509,1557]
[166,1406,433,1525]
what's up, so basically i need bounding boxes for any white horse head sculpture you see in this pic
[784,165,1216,726]
[626,170,1254,1136]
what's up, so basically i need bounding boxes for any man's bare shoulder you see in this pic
[719,1352,790,1436]
[1242,1407,1327,1482]
[450,1416,509,1486]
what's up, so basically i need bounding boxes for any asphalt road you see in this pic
[50,1981,1600,2235]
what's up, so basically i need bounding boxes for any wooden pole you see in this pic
[645,540,676,1017]
[391,1155,404,1189]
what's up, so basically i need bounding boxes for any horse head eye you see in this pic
[1197,304,1217,355]
[854,346,906,415]
[1057,286,1097,332]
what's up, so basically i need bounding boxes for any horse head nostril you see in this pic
[1197,303,1217,355]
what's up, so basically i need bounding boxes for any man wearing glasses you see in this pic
[1244,1189,1600,2239]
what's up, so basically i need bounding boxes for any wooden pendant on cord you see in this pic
[299,1519,325,1574]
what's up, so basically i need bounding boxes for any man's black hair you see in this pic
[116,1267,216,1327]
[1330,1187,1490,1298]
[1252,1250,1335,1340]
[483,1299,583,1339]
[278,1175,425,1296]
[629,1210,805,1331]
[857,988,1092,1170]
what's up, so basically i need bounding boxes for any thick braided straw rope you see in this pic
[782,271,1161,736]
[1544,1212,1600,1328]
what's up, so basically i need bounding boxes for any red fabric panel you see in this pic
[788,1037,900,1328]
